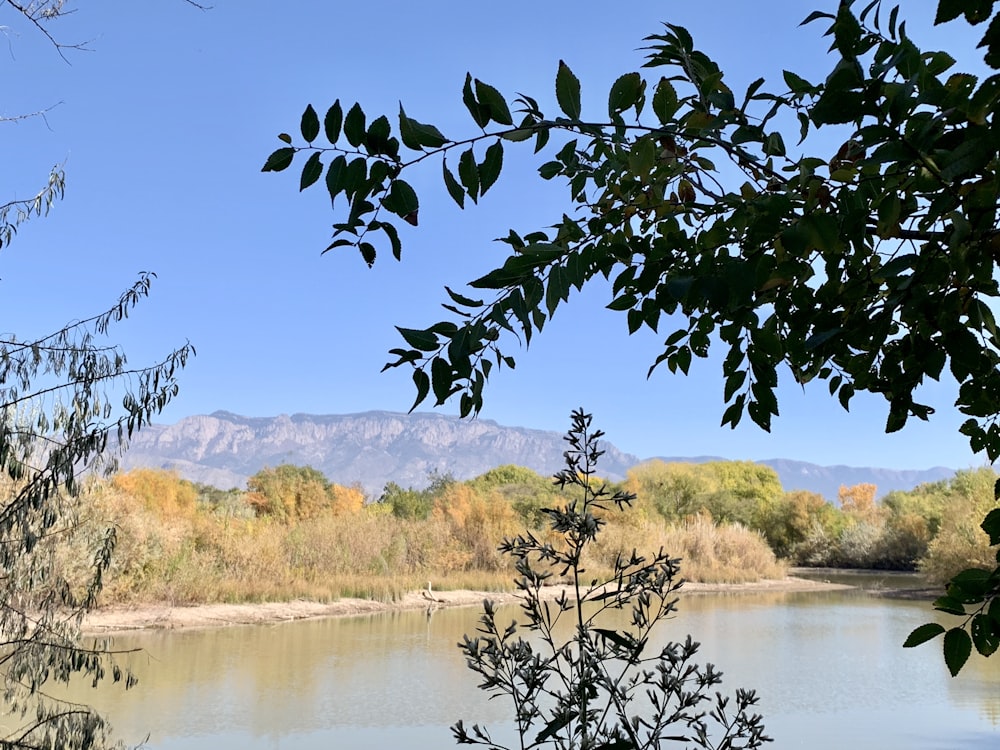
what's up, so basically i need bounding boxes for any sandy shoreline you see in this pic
[82,577,852,634]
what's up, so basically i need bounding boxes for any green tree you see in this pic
[1,5,195,746]
[760,489,841,559]
[266,0,1000,674]
[378,481,434,519]
[246,464,344,521]
[467,464,564,527]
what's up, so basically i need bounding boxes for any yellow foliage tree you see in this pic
[328,483,365,515]
[112,468,197,518]
[246,465,322,521]
[838,483,885,524]
[432,484,520,570]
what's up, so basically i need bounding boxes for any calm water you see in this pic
[72,583,1000,749]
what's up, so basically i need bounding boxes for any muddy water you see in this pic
[70,584,1000,749]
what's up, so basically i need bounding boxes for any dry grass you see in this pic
[590,514,786,584]
[55,476,789,607]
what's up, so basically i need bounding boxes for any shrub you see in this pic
[454,411,770,750]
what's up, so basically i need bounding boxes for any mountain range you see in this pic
[118,410,958,501]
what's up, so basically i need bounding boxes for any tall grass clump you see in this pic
[590,514,785,584]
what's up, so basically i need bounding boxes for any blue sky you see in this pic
[2,1,990,471]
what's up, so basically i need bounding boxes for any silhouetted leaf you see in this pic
[944,627,972,676]
[904,622,945,647]
[344,103,366,147]
[556,60,582,119]
[299,152,323,191]
[261,147,295,172]
[324,100,343,144]
[300,104,320,143]
[479,142,504,195]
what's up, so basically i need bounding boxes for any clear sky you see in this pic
[2,1,990,471]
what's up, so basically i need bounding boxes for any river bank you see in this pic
[83,576,852,634]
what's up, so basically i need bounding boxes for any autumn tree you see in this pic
[266,0,1000,674]
[113,468,198,518]
[838,482,884,521]
[247,464,362,521]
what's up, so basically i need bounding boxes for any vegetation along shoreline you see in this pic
[82,577,853,634]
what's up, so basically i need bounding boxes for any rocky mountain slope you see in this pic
[120,410,958,500]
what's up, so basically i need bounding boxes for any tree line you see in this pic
[89,460,1000,589]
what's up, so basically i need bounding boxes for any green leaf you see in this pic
[324,101,343,144]
[935,0,966,24]
[322,238,354,255]
[811,89,866,125]
[475,79,513,125]
[442,160,465,208]
[607,294,637,312]
[608,72,643,116]
[950,567,995,598]
[764,132,786,157]
[724,370,747,402]
[445,287,483,308]
[783,70,814,94]
[380,220,402,261]
[972,613,1000,656]
[800,10,835,25]
[299,151,323,191]
[652,77,679,123]
[344,103,366,148]
[934,595,967,616]
[479,141,504,195]
[409,369,430,412]
[982,508,1000,544]
[801,213,842,252]
[459,148,480,203]
[262,147,296,172]
[365,115,392,154]
[399,104,448,150]
[300,104,320,143]
[903,622,945,648]
[384,179,419,218]
[431,356,453,404]
[342,157,368,199]
[556,60,582,119]
[462,73,489,128]
[396,327,438,351]
[358,241,376,266]
[937,132,993,181]
[325,155,348,202]
[535,712,577,745]
[539,161,562,180]
[593,627,637,650]
[944,627,973,677]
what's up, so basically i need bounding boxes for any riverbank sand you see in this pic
[82,577,852,634]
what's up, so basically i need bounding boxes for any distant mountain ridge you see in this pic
[120,410,957,501]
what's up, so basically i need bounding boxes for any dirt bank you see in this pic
[82,577,852,634]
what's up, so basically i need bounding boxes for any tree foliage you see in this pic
[2,3,196,745]
[267,0,1000,675]
[0,277,192,749]
[246,464,363,521]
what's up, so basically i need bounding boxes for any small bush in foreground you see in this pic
[453,411,770,750]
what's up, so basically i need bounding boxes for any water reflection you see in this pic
[69,589,1000,749]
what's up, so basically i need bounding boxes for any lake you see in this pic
[72,578,1000,749]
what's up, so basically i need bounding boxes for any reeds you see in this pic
[54,472,790,607]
